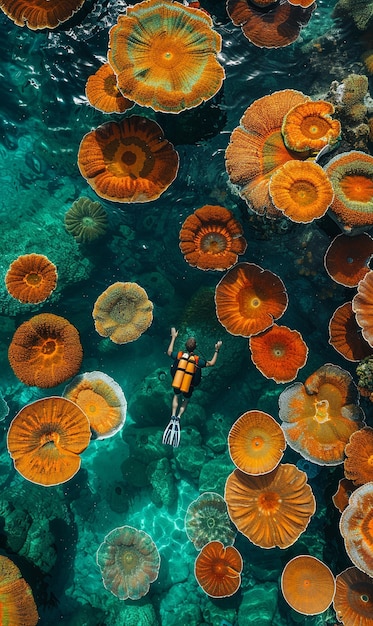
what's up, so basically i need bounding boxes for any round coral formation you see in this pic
[279,364,365,465]
[215,262,288,337]
[5,253,57,304]
[8,313,83,388]
[352,270,373,347]
[324,233,373,287]
[281,555,335,615]
[332,478,356,513]
[281,100,341,152]
[328,302,372,362]
[0,0,85,29]
[334,566,373,626]
[92,281,153,344]
[340,482,373,578]
[64,197,108,243]
[194,540,242,598]
[344,426,373,486]
[96,525,160,600]
[228,410,286,475]
[7,396,91,486]
[78,116,179,203]
[224,463,316,549]
[107,0,224,113]
[63,371,127,440]
[85,63,134,114]
[249,324,308,382]
[185,492,236,550]
[179,205,247,271]
[0,555,39,625]
[269,160,334,223]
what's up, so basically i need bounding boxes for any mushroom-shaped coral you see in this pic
[288,0,315,5]
[185,492,236,550]
[78,116,179,203]
[324,151,373,232]
[224,463,315,549]
[332,478,356,513]
[281,555,335,615]
[340,482,373,578]
[7,396,91,486]
[92,281,153,344]
[328,302,372,362]
[334,566,373,626]
[0,555,39,625]
[63,371,127,440]
[249,324,308,383]
[8,313,83,388]
[324,233,373,287]
[278,364,365,465]
[5,253,57,304]
[108,0,224,113]
[281,100,340,153]
[226,0,315,49]
[215,262,288,337]
[228,410,286,475]
[352,270,373,347]
[269,160,334,223]
[194,540,242,598]
[85,63,134,114]
[225,89,310,217]
[0,0,85,29]
[64,197,108,243]
[96,525,160,600]
[179,205,247,271]
[344,426,373,486]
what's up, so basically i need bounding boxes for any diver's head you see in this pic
[185,337,197,353]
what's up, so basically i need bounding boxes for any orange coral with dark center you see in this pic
[78,116,179,203]
[5,253,57,304]
[194,541,242,598]
[334,566,373,626]
[279,364,365,465]
[328,302,372,362]
[281,555,335,615]
[249,324,308,382]
[324,233,373,287]
[179,205,247,270]
[85,64,134,114]
[0,0,85,29]
[0,555,39,625]
[352,270,373,347]
[282,100,340,152]
[224,463,315,548]
[215,262,288,337]
[8,313,83,388]
[7,396,91,486]
[344,426,373,486]
[340,482,373,578]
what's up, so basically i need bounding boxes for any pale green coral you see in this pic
[333,0,373,30]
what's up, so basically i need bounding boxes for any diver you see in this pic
[162,327,222,447]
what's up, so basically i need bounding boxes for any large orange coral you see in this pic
[249,324,308,382]
[85,63,134,114]
[194,541,242,598]
[7,397,91,486]
[281,555,335,615]
[108,0,224,113]
[78,116,179,203]
[278,364,365,465]
[334,566,373,626]
[340,482,373,578]
[324,233,373,287]
[328,302,372,362]
[179,205,247,271]
[352,270,373,347]
[224,463,315,549]
[8,313,83,388]
[0,0,85,29]
[5,253,57,304]
[215,262,288,337]
[344,426,373,486]
[0,555,39,625]
[282,100,340,152]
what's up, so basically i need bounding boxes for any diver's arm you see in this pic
[167,327,179,356]
[206,340,222,367]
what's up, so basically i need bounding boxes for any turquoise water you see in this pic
[0,0,372,624]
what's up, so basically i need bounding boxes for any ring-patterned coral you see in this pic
[5,253,57,304]
[339,482,373,578]
[107,0,225,113]
[333,566,373,626]
[179,205,247,271]
[278,364,365,465]
[0,0,85,29]
[249,324,308,383]
[78,116,179,203]
[185,492,236,550]
[352,269,373,347]
[281,100,341,153]
[85,63,134,114]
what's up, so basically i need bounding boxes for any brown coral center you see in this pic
[314,399,330,423]
[26,272,42,286]
[257,491,280,514]
[41,339,57,356]
[200,232,227,254]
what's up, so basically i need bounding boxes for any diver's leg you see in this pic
[171,393,179,417]
[177,397,189,418]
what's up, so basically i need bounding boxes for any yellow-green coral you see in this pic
[65,196,108,243]
[333,0,373,31]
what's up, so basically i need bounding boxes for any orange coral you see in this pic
[249,324,308,383]
[340,482,373,578]
[215,262,288,337]
[281,555,335,615]
[279,364,365,465]
[332,478,356,513]
[352,270,373,347]
[78,116,179,203]
[63,371,127,439]
[288,0,315,5]
[224,463,315,549]
[7,396,91,486]
[328,302,372,362]
[8,313,83,388]
[344,426,373,486]
[0,0,85,29]
[194,541,242,598]
[108,0,224,113]
[5,253,57,304]
[334,566,373,626]
[93,282,153,344]
[324,233,373,287]
[85,63,134,114]
[179,205,247,271]
[0,555,39,625]
[225,89,310,217]
[228,410,286,475]
[282,100,340,152]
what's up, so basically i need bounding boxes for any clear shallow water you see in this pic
[0,1,372,624]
